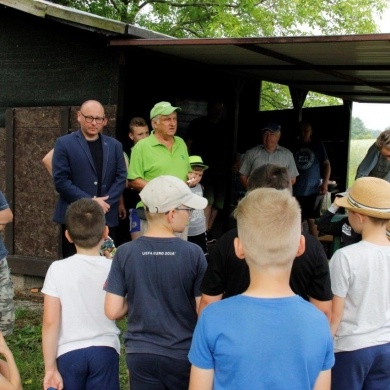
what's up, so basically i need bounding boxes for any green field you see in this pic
[347,139,374,188]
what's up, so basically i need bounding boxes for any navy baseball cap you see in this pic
[261,121,281,134]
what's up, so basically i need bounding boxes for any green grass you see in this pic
[347,139,374,188]
[7,306,129,390]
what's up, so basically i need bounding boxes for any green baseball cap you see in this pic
[150,101,182,119]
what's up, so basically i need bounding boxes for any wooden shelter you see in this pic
[1,0,390,279]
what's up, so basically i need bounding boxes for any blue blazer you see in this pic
[52,130,127,227]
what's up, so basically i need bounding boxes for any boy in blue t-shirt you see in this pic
[188,187,334,390]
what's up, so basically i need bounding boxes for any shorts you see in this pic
[295,194,324,220]
[127,353,190,390]
[0,257,15,336]
[332,343,390,390]
[129,208,141,234]
[57,346,120,390]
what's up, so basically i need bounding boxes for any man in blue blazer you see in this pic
[52,100,127,257]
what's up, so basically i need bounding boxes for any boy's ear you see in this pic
[103,225,109,240]
[296,234,306,257]
[234,237,246,260]
[64,229,73,243]
[165,209,175,222]
[356,212,365,224]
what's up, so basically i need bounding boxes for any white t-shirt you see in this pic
[42,254,120,357]
[330,241,390,352]
[188,183,207,236]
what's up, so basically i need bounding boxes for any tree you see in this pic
[350,117,373,140]
[260,82,342,111]
[50,0,387,39]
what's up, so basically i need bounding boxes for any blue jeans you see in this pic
[57,346,120,390]
[332,343,390,390]
[126,353,190,390]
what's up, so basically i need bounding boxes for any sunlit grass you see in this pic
[347,139,374,188]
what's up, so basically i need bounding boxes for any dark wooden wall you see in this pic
[0,6,120,127]
[5,106,117,277]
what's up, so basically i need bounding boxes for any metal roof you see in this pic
[1,0,171,38]
[4,0,390,104]
[109,35,390,104]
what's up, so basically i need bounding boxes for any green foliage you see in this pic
[7,306,129,390]
[303,91,342,108]
[350,116,375,139]
[260,82,292,111]
[260,82,343,111]
[50,0,387,38]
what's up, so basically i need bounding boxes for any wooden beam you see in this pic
[8,255,53,278]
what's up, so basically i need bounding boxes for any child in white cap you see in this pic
[330,176,390,390]
[104,175,208,390]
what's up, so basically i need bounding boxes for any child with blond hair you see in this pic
[189,187,334,390]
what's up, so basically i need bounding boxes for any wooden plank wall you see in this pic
[6,105,117,277]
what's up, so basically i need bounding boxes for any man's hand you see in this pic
[92,195,110,213]
[320,181,328,195]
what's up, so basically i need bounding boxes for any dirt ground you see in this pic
[14,288,44,313]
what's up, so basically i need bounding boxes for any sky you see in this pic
[351,6,390,131]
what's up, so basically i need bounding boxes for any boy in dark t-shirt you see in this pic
[199,163,333,321]
[104,175,208,390]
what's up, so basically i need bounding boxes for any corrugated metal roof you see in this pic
[109,35,390,103]
[1,0,171,38]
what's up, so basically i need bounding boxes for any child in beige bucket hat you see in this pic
[335,176,390,219]
[330,176,390,390]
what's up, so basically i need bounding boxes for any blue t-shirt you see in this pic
[293,140,328,196]
[0,190,9,260]
[189,294,334,390]
[104,236,207,360]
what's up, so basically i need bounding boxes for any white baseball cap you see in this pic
[140,175,208,214]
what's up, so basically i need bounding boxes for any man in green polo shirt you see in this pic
[127,101,192,237]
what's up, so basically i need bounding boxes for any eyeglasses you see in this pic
[80,112,105,124]
[175,207,195,216]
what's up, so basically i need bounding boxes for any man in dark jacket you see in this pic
[52,99,127,257]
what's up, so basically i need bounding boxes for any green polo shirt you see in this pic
[128,132,191,207]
